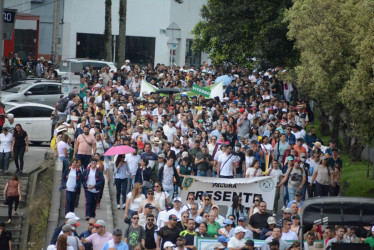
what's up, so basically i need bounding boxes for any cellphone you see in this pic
[103,129,106,133]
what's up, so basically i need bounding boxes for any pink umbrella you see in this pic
[103,145,135,156]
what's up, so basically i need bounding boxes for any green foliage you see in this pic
[192,0,298,68]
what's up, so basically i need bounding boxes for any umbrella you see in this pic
[103,145,135,156]
[156,88,181,94]
[215,75,234,86]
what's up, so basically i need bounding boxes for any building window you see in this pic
[185,39,201,67]
[76,33,155,66]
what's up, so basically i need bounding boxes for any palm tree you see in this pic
[104,0,112,61]
[117,0,127,67]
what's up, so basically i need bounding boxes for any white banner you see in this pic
[180,176,277,209]
[208,81,223,101]
[140,79,158,99]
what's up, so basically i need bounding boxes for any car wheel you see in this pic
[31,141,42,146]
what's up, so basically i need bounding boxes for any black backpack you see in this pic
[56,97,69,112]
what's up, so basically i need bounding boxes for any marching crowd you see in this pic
[1,59,374,250]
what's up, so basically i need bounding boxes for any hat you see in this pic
[67,218,81,227]
[313,141,322,149]
[168,106,174,110]
[113,228,123,235]
[213,242,225,249]
[293,158,301,163]
[280,119,287,125]
[320,156,328,161]
[65,212,80,220]
[238,216,245,222]
[181,152,189,158]
[158,153,166,158]
[166,203,174,211]
[163,241,175,248]
[330,139,336,143]
[245,240,255,246]
[138,124,144,128]
[268,239,280,246]
[7,113,14,118]
[98,78,103,81]
[169,119,175,123]
[95,84,101,88]
[267,216,276,224]
[286,156,294,161]
[39,56,45,61]
[173,197,182,203]
[212,205,219,210]
[169,214,178,220]
[145,203,155,209]
[223,219,233,226]
[239,108,245,113]
[56,125,67,133]
[250,106,257,110]
[94,120,101,124]
[181,92,188,97]
[153,138,161,143]
[295,190,302,196]
[217,235,230,243]
[62,224,72,233]
[284,208,292,214]
[235,226,248,234]
[93,220,106,227]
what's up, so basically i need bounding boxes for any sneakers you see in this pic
[117,204,121,209]
[122,204,126,209]
[281,206,286,211]
[7,219,11,223]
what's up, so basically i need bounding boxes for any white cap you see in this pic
[125,59,130,63]
[7,113,14,118]
[65,212,79,220]
[95,84,101,88]
[235,226,248,234]
[163,241,175,247]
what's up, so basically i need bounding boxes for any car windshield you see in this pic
[56,61,83,73]
[2,82,30,93]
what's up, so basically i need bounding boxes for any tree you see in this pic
[284,0,355,143]
[117,0,127,67]
[104,0,112,62]
[192,0,298,68]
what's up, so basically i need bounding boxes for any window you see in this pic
[29,85,45,95]
[32,107,54,118]
[185,39,201,67]
[46,84,61,94]
[10,107,33,118]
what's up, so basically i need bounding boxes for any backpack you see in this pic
[56,97,69,112]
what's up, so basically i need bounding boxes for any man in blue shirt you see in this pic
[102,228,129,250]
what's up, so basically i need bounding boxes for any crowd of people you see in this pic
[0,58,373,250]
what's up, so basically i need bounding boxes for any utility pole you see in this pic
[0,0,4,63]
[51,0,60,63]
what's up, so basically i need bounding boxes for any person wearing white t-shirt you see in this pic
[126,151,141,191]
[245,160,263,178]
[227,226,248,249]
[163,120,177,142]
[217,146,236,178]
[166,197,183,221]
[57,134,71,175]
[280,219,298,241]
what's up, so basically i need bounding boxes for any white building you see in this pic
[6,0,208,67]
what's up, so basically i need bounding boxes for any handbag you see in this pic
[141,170,152,189]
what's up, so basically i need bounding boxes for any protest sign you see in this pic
[180,176,277,209]
[191,84,211,98]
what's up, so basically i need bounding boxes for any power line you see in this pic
[5,1,32,9]
[6,0,57,14]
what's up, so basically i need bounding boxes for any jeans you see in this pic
[76,154,91,169]
[315,182,330,197]
[65,190,77,213]
[129,177,135,192]
[197,170,207,176]
[0,152,11,171]
[14,145,26,171]
[7,196,19,220]
[164,187,174,200]
[84,190,98,218]
[115,178,128,205]
[283,184,289,207]
[236,174,243,178]
[288,187,297,202]
[59,156,70,176]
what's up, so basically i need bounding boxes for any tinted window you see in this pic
[46,84,61,94]
[71,62,83,73]
[10,107,33,118]
[29,85,45,95]
[32,107,53,118]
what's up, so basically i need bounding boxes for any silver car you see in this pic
[0,79,62,107]
[4,102,55,145]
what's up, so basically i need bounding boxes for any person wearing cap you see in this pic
[2,113,15,135]
[124,212,145,249]
[61,219,84,250]
[213,242,226,250]
[310,155,332,197]
[82,158,104,220]
[227,226,247,249]
[293,137,307,158]
[211,204,225,226]
[259,216,276,240]
[138,203,156,226]
[156,202,173,229]
[276,207,292,227]
[325,139,337,156]
[50,212,80,245]
[102,228,128,250]
[163,241,176,250]
[157,214,181,249]
[167,197,183,221]
[79,218,96,250]
[277,158,306,202]
[262,227,288,250]
[325,226,349,249]
[218,219,235,237]
[82,220,113,250]
[0,127,13,174]
[0,221,12,250]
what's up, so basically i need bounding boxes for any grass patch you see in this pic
[312,112,374,197]
[28,161,54,250]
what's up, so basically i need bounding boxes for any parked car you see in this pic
[55,58,117,75]
[0,79,62,107]
[4,102,55,144]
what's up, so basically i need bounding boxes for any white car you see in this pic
[4,102,55,145]
[55,58,117,75]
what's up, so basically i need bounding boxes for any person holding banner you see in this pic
[245,160,264,178]
[216,146,236,178]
